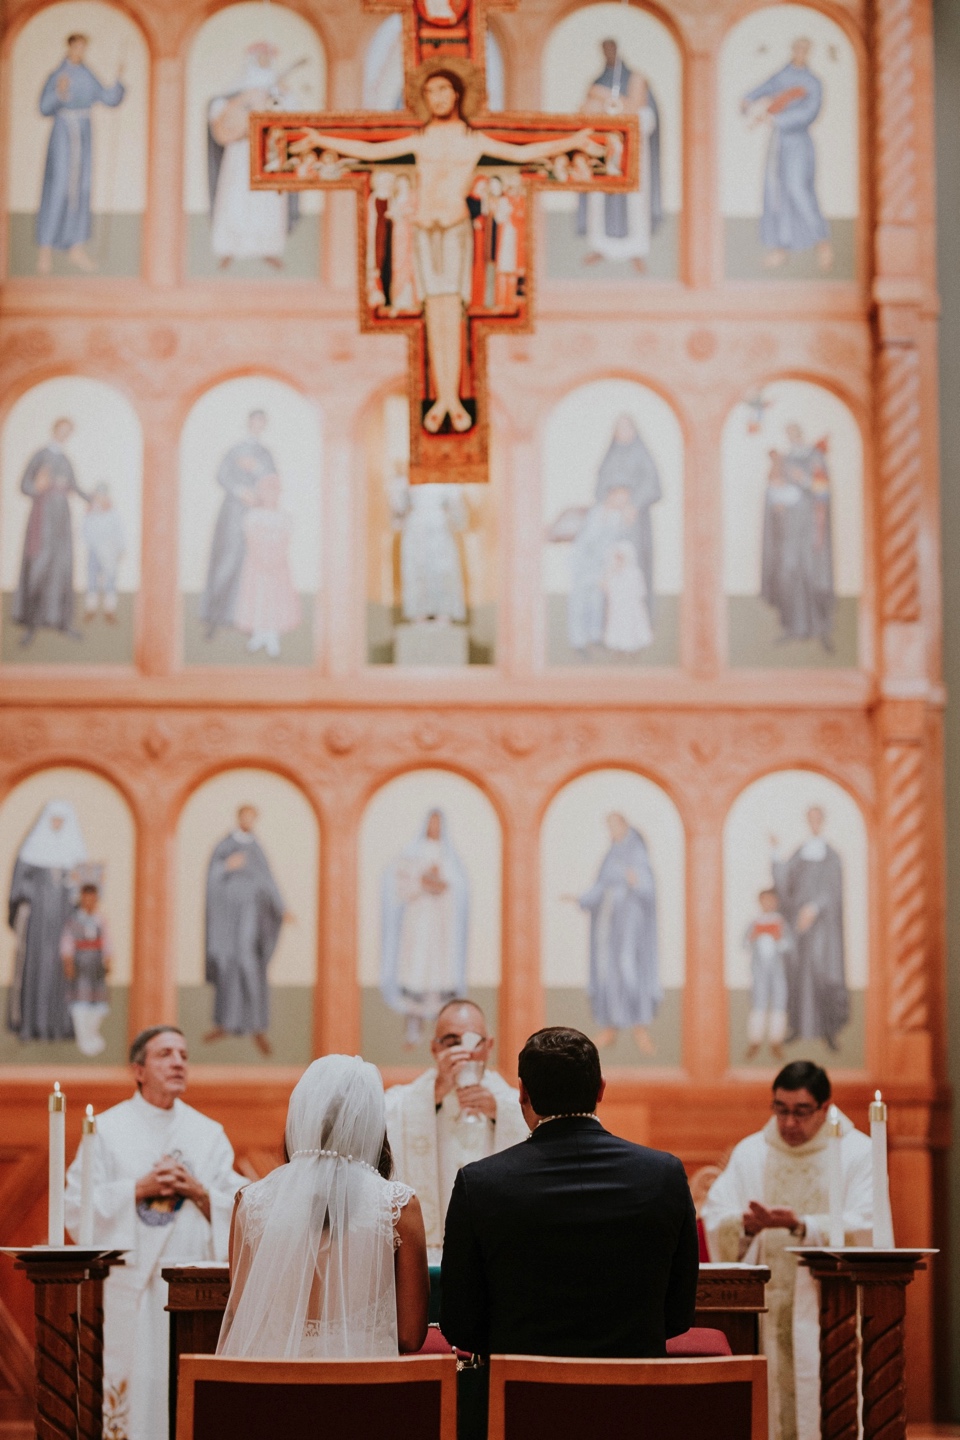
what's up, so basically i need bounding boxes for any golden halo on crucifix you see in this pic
[405,57,487,121]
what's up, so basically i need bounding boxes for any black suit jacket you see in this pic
[439,1116,699,1358]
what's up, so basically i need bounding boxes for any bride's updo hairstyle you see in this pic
[285,1055,387,1172]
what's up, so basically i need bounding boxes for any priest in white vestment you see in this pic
[64,1026,244,1440]
[385,999,528,1261]
[702,1060,872,1440]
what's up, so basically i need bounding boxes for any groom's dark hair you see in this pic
[518,1028,602,1116]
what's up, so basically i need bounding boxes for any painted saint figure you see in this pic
[208,42,301,268]
[35,33,125,274]
[298,69,600,434]
[577,39,661,272]
[14,417,91,647]
[203,805,287,1056]
[771,806,849,1049]
[760,425,835,650]
[7,801,87,1042]
[564,812,661,1054]
[380,809,469,1047]
[60,879,112,1057]
[391,479,468,623]
[199,410,277,637]
[741,38,833,272]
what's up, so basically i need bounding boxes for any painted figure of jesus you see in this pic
[299,70,599,434]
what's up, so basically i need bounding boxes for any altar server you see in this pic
[65,1026,243,1440]
[702,1061,872,1440]
[385,999,528,1259]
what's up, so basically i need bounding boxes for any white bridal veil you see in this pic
[217,1055,401,1359]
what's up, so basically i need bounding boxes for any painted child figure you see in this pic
[234,473,301,658]
[743,887,793,1061]
[602,538,653,653]
[60,881,112,1057]
[82,482,125,622]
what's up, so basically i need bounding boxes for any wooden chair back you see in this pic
[488,1354,767,1440]
[176,1353,457,1440]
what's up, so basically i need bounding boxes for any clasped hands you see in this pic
[742,1200,805,1238]
[434,1045,496,1120]
[136,1156,210,1218]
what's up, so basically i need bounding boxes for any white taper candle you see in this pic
[79,1105,96,1246]
[827,1104,844,1247]
[869,1089,895,1248]
[48,1082,65,1246]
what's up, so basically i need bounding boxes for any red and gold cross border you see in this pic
[249,111,637,484]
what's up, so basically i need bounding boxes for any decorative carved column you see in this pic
[8,1249,125,1440]
[871,0,930,630]
[877,700,930,1068]
[816,1263,860,1440]
[796,1248,934,1440]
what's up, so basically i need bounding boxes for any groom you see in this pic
[440,1026,699,1358]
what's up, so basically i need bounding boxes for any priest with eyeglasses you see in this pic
[701,1060,873,1440]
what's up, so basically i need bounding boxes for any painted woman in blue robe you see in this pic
[35,34,125,274]
[569,812,662,1055]
[741,37,833,271]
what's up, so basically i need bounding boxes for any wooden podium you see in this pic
[792,1248,937,1440]
[0,1247,126,1440]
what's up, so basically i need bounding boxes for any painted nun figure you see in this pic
[203,805,286,1056]
[569,812,661,1055]
[7,801,87,1041]
[380,809,469,1047]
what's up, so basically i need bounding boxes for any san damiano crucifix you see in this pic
[249,0,638,484]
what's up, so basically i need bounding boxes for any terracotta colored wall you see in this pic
[0,0,949,1424]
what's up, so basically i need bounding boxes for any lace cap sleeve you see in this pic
[389,1181,415,1249]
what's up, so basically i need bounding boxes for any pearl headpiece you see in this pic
[290,1148,380,1176]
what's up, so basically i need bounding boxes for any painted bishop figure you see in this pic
[249,0,638,483]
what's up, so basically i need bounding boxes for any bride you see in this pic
[217,1054,429,1357]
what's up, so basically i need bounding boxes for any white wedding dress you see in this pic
[217,1055,413,1359]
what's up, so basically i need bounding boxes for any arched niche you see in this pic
[7,2,149,278]
[364,390,498,667]
[358,768,502,1067]
[718,4,859,281]
[540,3,682,281]
[175,767,319,1066]
[723,769,868,1071]
[1,376,142,665]
[0,766,135,1063]
[363,13,505,111]
[178,375,322,667]
[540,767,685,1069]
[184,3,327,279]
[541,377,683,668]
[721,378,863,668]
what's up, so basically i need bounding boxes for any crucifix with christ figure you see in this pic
[250,0,638,484]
